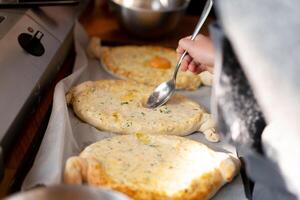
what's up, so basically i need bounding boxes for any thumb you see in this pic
[178,37,199,57]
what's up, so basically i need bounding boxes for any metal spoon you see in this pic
[146,0,213,109]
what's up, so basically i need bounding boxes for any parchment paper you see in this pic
[22,22,246,200]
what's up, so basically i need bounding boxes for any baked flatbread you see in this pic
[64,134,240,200]
[87,37,210,90]
[199,71,213,86]
[66,80,219,142]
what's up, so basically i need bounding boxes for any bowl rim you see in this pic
[110,0,191,12]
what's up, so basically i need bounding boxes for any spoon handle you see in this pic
[173,0,213,80]
[190,0,213,40]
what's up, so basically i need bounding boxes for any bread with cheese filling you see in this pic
[66,80,219,142]
[64,134,240,200]
[87,37,204,90]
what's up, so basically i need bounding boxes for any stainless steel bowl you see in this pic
[109,0,191,38]
[5,185,131,200]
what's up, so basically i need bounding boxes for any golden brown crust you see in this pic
[64,135,240,200]
[218,154,241,182]
[64,157,225,200]
[64,156,88,184]
[87,164,223,200]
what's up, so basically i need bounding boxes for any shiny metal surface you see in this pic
[5,185,131,200]
[147,0,213,108]
[109,0,190,37]
[0,2,88,178]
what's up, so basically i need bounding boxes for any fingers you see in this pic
[179,37,200,60]
[187,60,198,73]
[180,58,213,75]
[176,46,185,59]
[176,35,191,58]
[188,62,207,74]
[177,34,215,67]
[180,55,192,71]
[177,34,215,74]
[194,34,207,41]
[181,58,207,75]
[179,54,208,74]
[178,37,193,52]
[193,64,206,74]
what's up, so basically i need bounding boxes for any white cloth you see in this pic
[215,0,300,198]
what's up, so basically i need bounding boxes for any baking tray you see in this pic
[22,22,247,200]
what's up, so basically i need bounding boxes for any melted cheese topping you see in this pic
[81,134,220,196]
[68,80,205,136]
[120,90,137,102]
[101,46,202,90]
[149,56,171,69]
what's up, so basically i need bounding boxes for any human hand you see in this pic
[176,34,215,74]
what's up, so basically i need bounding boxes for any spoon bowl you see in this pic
[147,79,175,108]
